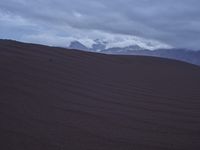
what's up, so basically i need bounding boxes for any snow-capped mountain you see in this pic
[67,31,172,51]
[68,39,146,52]
[91,39,107,51]
[69,41,89,51]
[68,39,200,66]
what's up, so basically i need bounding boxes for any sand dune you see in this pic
[0,40,200,150]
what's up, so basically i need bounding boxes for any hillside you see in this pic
[0,40,200,150]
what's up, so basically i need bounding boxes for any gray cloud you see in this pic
[0,0,200,49]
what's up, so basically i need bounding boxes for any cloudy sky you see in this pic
[0,0,200,50]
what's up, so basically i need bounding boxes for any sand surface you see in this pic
[0,40,200,150]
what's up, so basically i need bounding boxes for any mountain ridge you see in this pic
[68,40,200,66]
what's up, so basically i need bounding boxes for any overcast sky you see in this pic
[0,0,200,50]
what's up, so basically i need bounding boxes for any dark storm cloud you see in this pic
[0,0,200,49]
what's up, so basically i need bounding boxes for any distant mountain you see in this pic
[68,39,146,52]
[68,40,200,66]
[102,48,200,66]
[91,39,107,51]
[69,41,89,51]
[69,39,108,52]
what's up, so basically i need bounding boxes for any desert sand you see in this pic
[0,40,200,150]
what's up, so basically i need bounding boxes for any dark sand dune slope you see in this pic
[0,40,200,150]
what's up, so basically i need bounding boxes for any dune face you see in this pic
[0,40,200,150]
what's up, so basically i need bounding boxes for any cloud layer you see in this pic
[0,0,200,49]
